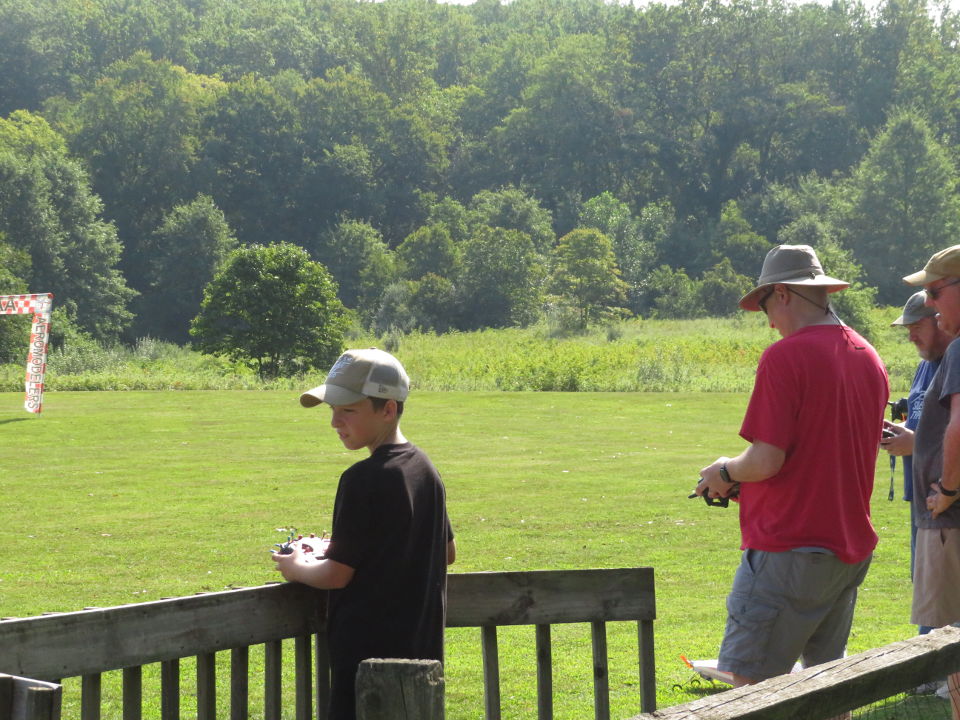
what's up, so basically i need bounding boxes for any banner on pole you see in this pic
[0,293,54,414]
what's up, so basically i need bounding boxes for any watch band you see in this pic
[719,463,735,485]
[938,479,959,497]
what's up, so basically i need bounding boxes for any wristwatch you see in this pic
[937,479,959,497]
[719,463,735,485]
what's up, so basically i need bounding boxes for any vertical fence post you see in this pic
[355,659,443,720]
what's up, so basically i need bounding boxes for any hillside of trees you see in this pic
[1,0,959,369]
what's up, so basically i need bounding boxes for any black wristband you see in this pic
[938,479,959,497]
[719,463,735,485]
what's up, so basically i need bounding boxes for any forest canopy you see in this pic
[0,0,957,354]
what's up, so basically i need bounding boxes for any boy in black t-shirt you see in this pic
[273,348,456,720]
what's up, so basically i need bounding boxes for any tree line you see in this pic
[1,0,959,373]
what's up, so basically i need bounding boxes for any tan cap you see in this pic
[891,290,936,326]
[903,245,960,285]
[300,348,409,407]
[739,244,848,312]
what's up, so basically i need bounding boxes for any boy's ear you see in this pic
[382,398,399,419]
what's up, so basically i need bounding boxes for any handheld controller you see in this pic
[688,479,739,508]
[273,529,330,557]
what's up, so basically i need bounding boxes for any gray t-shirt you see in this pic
[913,337,960,529]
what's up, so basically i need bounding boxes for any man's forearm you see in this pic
[726,441,786,484]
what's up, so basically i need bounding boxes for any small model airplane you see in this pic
[680,655,802,686]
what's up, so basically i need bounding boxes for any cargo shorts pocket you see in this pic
[721,594,780,669]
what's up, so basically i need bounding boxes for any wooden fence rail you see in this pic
[631,625,960,720]
[0,567,656,720]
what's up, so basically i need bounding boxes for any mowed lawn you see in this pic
[0,389,917,718]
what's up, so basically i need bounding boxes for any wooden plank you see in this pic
[638,620,656,714]
[80,674,100,720]
[197,652,215,720]
[264,640,282,720]
[591,622,609,720]
[355,659,443,720]
[230,646,249,720]
[447,568,655,627]
[481,626,501,720]
[0,584,325,681]
[159,660,179,720]
[315,633,330,720]
[122,666,141,720]
[2,675,61,720]
[294,635,312,720]
[535,624,553,720]
[20,686,60,720]
[630,626,960,720]
[1,674,12,720]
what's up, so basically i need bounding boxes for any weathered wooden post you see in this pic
[355,659,444,720]
[0,673,62,720]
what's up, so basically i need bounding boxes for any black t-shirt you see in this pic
[323,443,453,719]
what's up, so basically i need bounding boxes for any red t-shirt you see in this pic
[738,324,888,564]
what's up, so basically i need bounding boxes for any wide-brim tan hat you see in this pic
[891,290,936,326]
[300,348,409,408]
[739,244,849,312]
[903,245,960,285]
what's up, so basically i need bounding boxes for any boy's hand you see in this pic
[272,544,304,582]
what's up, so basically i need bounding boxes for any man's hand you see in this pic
[880,421,914,457]
[696,457,739,501]
[928,482,959,519]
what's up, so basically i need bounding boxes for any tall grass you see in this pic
[0,307,919,394]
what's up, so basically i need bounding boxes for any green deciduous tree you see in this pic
[48,52,223,292]
[579,192,656,313]
[0,110,134,341]
[0,236,32,364]
[467,186,555,254]
[698,257,754,316]
[191,242,347,377]
[310,218,396,321]
[491,33,633,227]
[641,265,703,319]
[136,194,237,343]
[457,226,544,329]
[396,224,460,280]
[839,109,960,304]
[550,228,627,328]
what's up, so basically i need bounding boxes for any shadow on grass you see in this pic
[0,418,29,426]
[854,692,951,719]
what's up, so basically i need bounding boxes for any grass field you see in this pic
[0,388,921,718]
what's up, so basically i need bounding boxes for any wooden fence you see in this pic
[355,626,960,720]
[0,566,657,720]
[630,625,960,720]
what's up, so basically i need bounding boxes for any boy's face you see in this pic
[328,398,393,452]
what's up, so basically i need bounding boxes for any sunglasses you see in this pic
[927,278,960,301]
[757,288,776,314]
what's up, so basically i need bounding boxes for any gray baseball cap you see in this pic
[891,290,936,326]
[300,348,410,407]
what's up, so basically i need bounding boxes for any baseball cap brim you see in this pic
[903,268,947,286]
[299,383,367,408]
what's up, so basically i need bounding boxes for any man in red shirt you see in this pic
[694,245,889,690]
